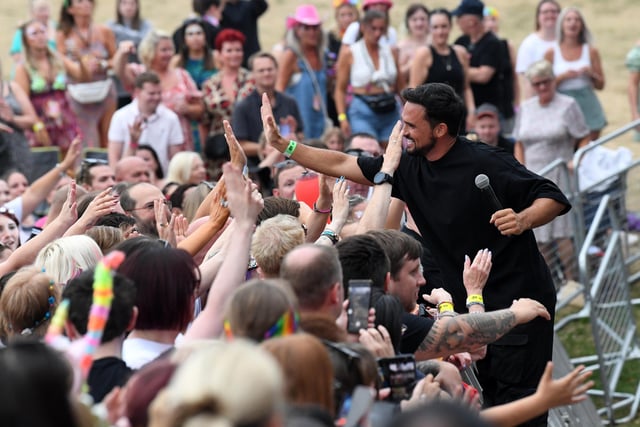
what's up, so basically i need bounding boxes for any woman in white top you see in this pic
[335,9,403,143]
[516,0,561,99]
[544,6,606,141]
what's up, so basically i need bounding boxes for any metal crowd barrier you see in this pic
[537,119,640,423]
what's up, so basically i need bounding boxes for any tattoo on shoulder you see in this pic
[418,310,516,355]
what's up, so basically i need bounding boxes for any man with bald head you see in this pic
[115,156,152,184]
[280,244,344,320]
[119,182,170,236]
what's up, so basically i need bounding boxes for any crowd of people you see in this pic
[4,0,639,425]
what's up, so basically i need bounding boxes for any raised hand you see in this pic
[222,162,264,226]
[381,120,403,174]
[535,362,594,408]
[60,137,82,170]
[223,120,247,168]
[463,248,492,295]
[260,93,287,152]
[510,298,551,323]
[79,187,119,227]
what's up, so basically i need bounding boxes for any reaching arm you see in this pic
[0,181,78,277]
[414,298,550,361]
[183,162,263,341]
[481,362,593,427]
[20,138,81,220]
[356,121,403,233]
[490,197,567,236]
[260,93,367,183]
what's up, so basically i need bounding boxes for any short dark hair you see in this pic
[95,212,137,229]
[401,83,465,137]
[373,294,404,353]
[280,245,343,310]
[134,71,160,89]
[336,235,389,295]
[344,132,378,151]
[64,269,136,343]
[257,197,300,224]
[117,246,199,331]
[248,51,278,71]
[367,230,422,279]
[192,0,220,16]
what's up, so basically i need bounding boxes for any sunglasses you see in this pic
[531,78,553,88]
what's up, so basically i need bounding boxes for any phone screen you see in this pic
[378,355,417,402]
[347,280,372,334]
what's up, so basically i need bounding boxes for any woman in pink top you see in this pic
[114,29,204,152]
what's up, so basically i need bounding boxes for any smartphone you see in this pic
[347,279,372,334]
[378,354,417,402]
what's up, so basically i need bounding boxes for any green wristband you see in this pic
[284,140,297,158]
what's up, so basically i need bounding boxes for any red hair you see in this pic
[215,29,246,50]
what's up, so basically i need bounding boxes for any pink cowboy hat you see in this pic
[286,4,322,29]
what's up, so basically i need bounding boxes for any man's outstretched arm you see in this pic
[415,298,550,361]
[259,93,370,185]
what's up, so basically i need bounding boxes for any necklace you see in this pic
[444,54,452,71]
[73,25,92,48]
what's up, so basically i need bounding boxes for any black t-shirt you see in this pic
[358,137,569,313]
[455,32,502,110]
[88,357,133,403]
[399,312,434,354]
[221,0,268,66]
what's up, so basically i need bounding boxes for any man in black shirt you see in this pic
[259,82,570,426]
[452,0,504,115]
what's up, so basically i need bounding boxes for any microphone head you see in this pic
[475,174,490,190]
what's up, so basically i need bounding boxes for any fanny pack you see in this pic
[67,79,112,104]
[357,93,396,114]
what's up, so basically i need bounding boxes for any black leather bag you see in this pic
[358,93,397,114]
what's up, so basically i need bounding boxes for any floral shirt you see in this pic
[202,67,255,136]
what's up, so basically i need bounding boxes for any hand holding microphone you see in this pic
[475,174,527,236]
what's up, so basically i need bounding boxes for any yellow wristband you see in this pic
[438,302,454,313]
[466,294,484,304]
[33,122,45,132]
[338,113,347,122]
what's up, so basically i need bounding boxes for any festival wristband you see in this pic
[466,294,484,305]
[338,113,347,122]
[284,140,297,158]
[33,122,45,132]
[438,302,454,313]
[313,202,332,214]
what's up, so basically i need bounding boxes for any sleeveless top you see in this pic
[425,45,464,99]
[63,27,110,83]
[553,44,592,91]
[27,66,67,94]
[350,40,397,90]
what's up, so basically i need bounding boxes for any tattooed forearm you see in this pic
[416,310,517,359]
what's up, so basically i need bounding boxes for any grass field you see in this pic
[2,0,640,424]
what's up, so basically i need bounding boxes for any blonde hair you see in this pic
[149,340,284,427]
[0,267,59,340]
[556,7,593,45]
[86,226,124,254]
[525,59,555,81]
[182,182,212,223]
[251,215,305,277]
[166,152,203,185]
[34,235,102,286]
[138,29,173,68]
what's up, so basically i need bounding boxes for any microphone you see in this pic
[475,174,503,212]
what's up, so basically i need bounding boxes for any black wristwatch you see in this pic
[373,171,393,185]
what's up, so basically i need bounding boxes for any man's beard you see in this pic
[132,215,159,237]
[407,132,437,157]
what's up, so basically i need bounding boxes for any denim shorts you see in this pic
[348,95,400,142]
